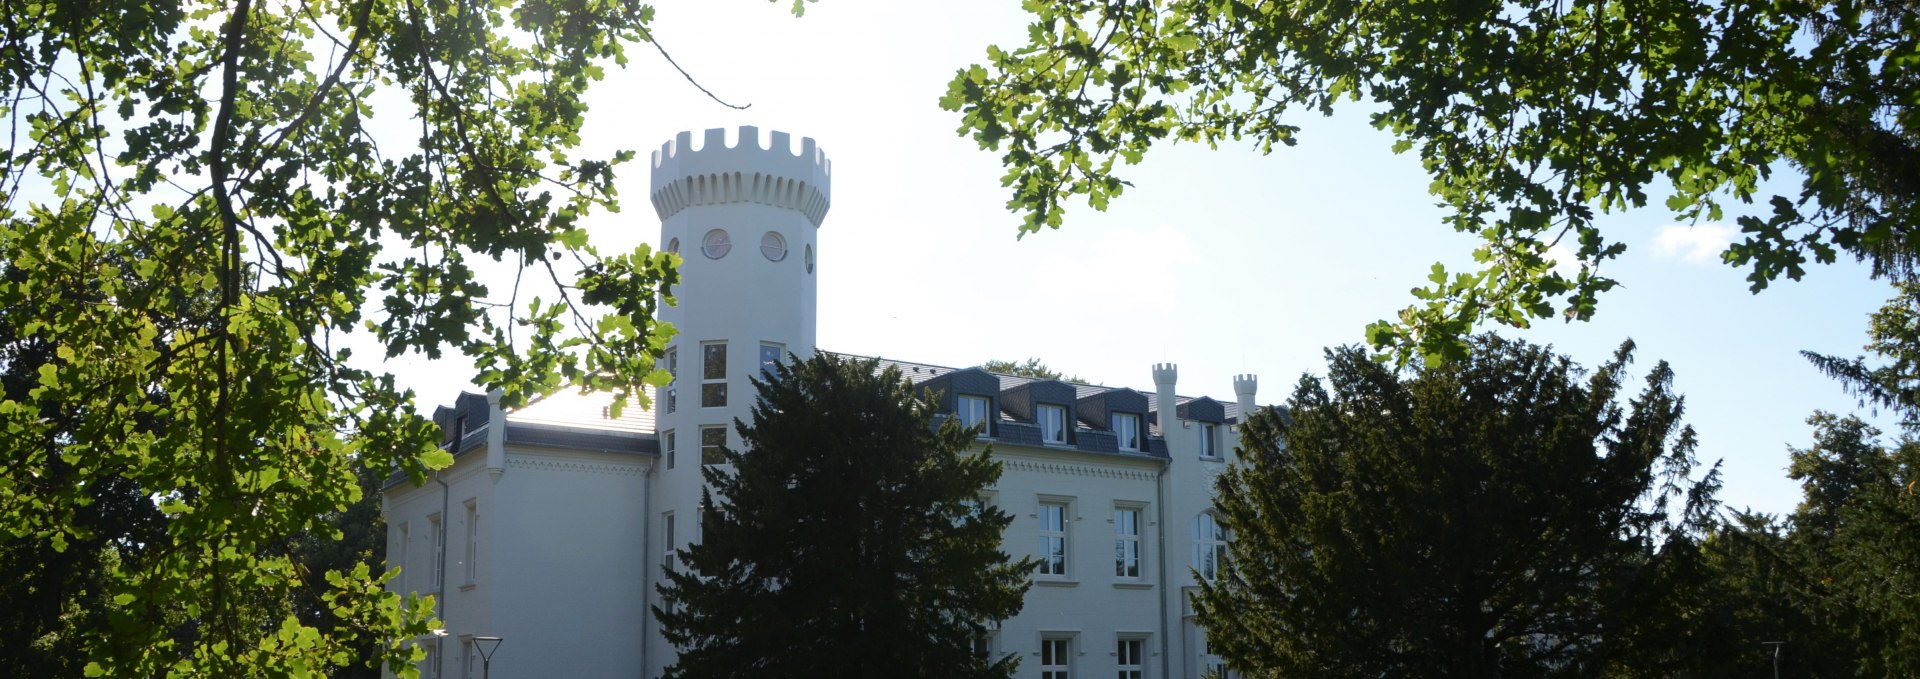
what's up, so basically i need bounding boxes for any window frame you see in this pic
[428,513,445,590]
[1114,505,1143,580]
[959,395,991,438]
[700,425,727,466]
[1116,637,1147,679]
[1038,403,1069,444]
[1193,512,1229,582]
[664,429,676,471]
[701,341,727,408]
[662,512,676,576]
[1040,635,1073,679]
[759,342,783,377]
[1112,412,1141,452]
[1038,500,1069,577]
[664,346,678,414]
[1198,422,1219,458]
[463,499,479,585]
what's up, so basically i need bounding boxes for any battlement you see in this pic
[649,126,832,227]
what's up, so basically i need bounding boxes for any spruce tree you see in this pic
[655,354,1033,678]
[1195,336,1717,677]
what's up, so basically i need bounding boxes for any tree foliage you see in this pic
[943,0,1920,364]
[0,0,698,674]
[1196,336,1718,677]
[979,357,1088,384]
[655,354,1034,679]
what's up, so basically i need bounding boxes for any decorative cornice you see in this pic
[650,170,829,226]
[1002,458,1158,482]
[507,457,648,477]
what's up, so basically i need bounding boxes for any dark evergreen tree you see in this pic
[655,354,1034,679]
[1194,336,1717,678]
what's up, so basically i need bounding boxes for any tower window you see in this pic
[664,430,676,470]
[804,244,814,274]
[760,342,783,377]
[760,231,787,261]
[701,228,731,259]
[666,237,679,254]
[701,341,727,408]
[664,347,678,414]
[700,426,727,465]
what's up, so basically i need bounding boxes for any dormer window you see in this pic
[1038,404,1068,444]
[1112,413,1141,452]
[959,395,991,437]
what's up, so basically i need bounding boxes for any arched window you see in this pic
[1193,512,1228,581]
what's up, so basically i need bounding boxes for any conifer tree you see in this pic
[655,354,1034,679]
[1195,336,1717,677]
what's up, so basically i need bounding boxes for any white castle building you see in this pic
[382,127,1260,679]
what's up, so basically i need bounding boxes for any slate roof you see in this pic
[832,352,1247,428]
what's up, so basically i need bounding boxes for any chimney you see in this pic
[1152,363,1178,434]
[1234,374,1258,425]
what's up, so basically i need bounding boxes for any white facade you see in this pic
[383,127,1259,679]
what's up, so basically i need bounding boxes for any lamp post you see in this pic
[473,636,502,679]
[1762,641,1785,679]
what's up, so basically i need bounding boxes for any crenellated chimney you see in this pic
[1152,363,1178,434]
[1233,374,1258,425]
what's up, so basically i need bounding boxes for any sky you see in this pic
[381,0,1901,519]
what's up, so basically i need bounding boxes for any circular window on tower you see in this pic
[701,229,731,259]
[760,231,787,262]
[666,237,679,254]
[805,244,814,274]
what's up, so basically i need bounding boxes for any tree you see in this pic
[1804,281,1920,425]
[979,357,1089,384]
[1195,336,1717,677]
[655,354,1034,678]
[0,0,752,672]
[943,0,1918,364]
[1778,413,1920,676]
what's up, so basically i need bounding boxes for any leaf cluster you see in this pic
[0,0,690,673]
[946,0,1920,365]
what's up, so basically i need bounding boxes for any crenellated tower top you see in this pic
[648,126,832,227]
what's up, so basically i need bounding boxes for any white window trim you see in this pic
[1116,635,1149,679]
[428,513,445,591]
[664,346,678,414]
[1113,412,1141,452]
[462,499,479,586]
[959,395,991,438]
[1038,404,1069,445]
[396,522,410,596]
[664,429,676,471]
[759,341,784,377]
[1037,499,1070,578]
[1113,504,1144,580]
[700,340,727,408]
[700,425,727,466]
[1194,512,1228,582]
[1039,634,1075,679]
[1199,423,1220,458]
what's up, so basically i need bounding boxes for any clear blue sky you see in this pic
[386,0,1899,519]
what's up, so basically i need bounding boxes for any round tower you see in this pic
[645,126,829,673]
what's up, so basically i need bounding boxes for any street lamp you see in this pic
[473,636,503,679]
[1762,641,1785,679]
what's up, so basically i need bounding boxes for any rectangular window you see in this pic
[422,639,440,679]
[959,395,990,437]
[397,523,410,595]
[1039,404,1068,444]
[462,638,476,679]
[664,430,676,470]
[1112,413,1140,451]
[463,500,479,584]
[428,514,445,590]
[701,426,727,465]
[701,341,727,407]
[760,342,783,377]
[662,512,676,575]
[1038,501,1067,576]
[1114,507,1141,579]
[664,347,678,414]
[1194,513,1228,582]
[1117,638,1145,679]
[1199,423,1218,458]
[1041,637,1071,679]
